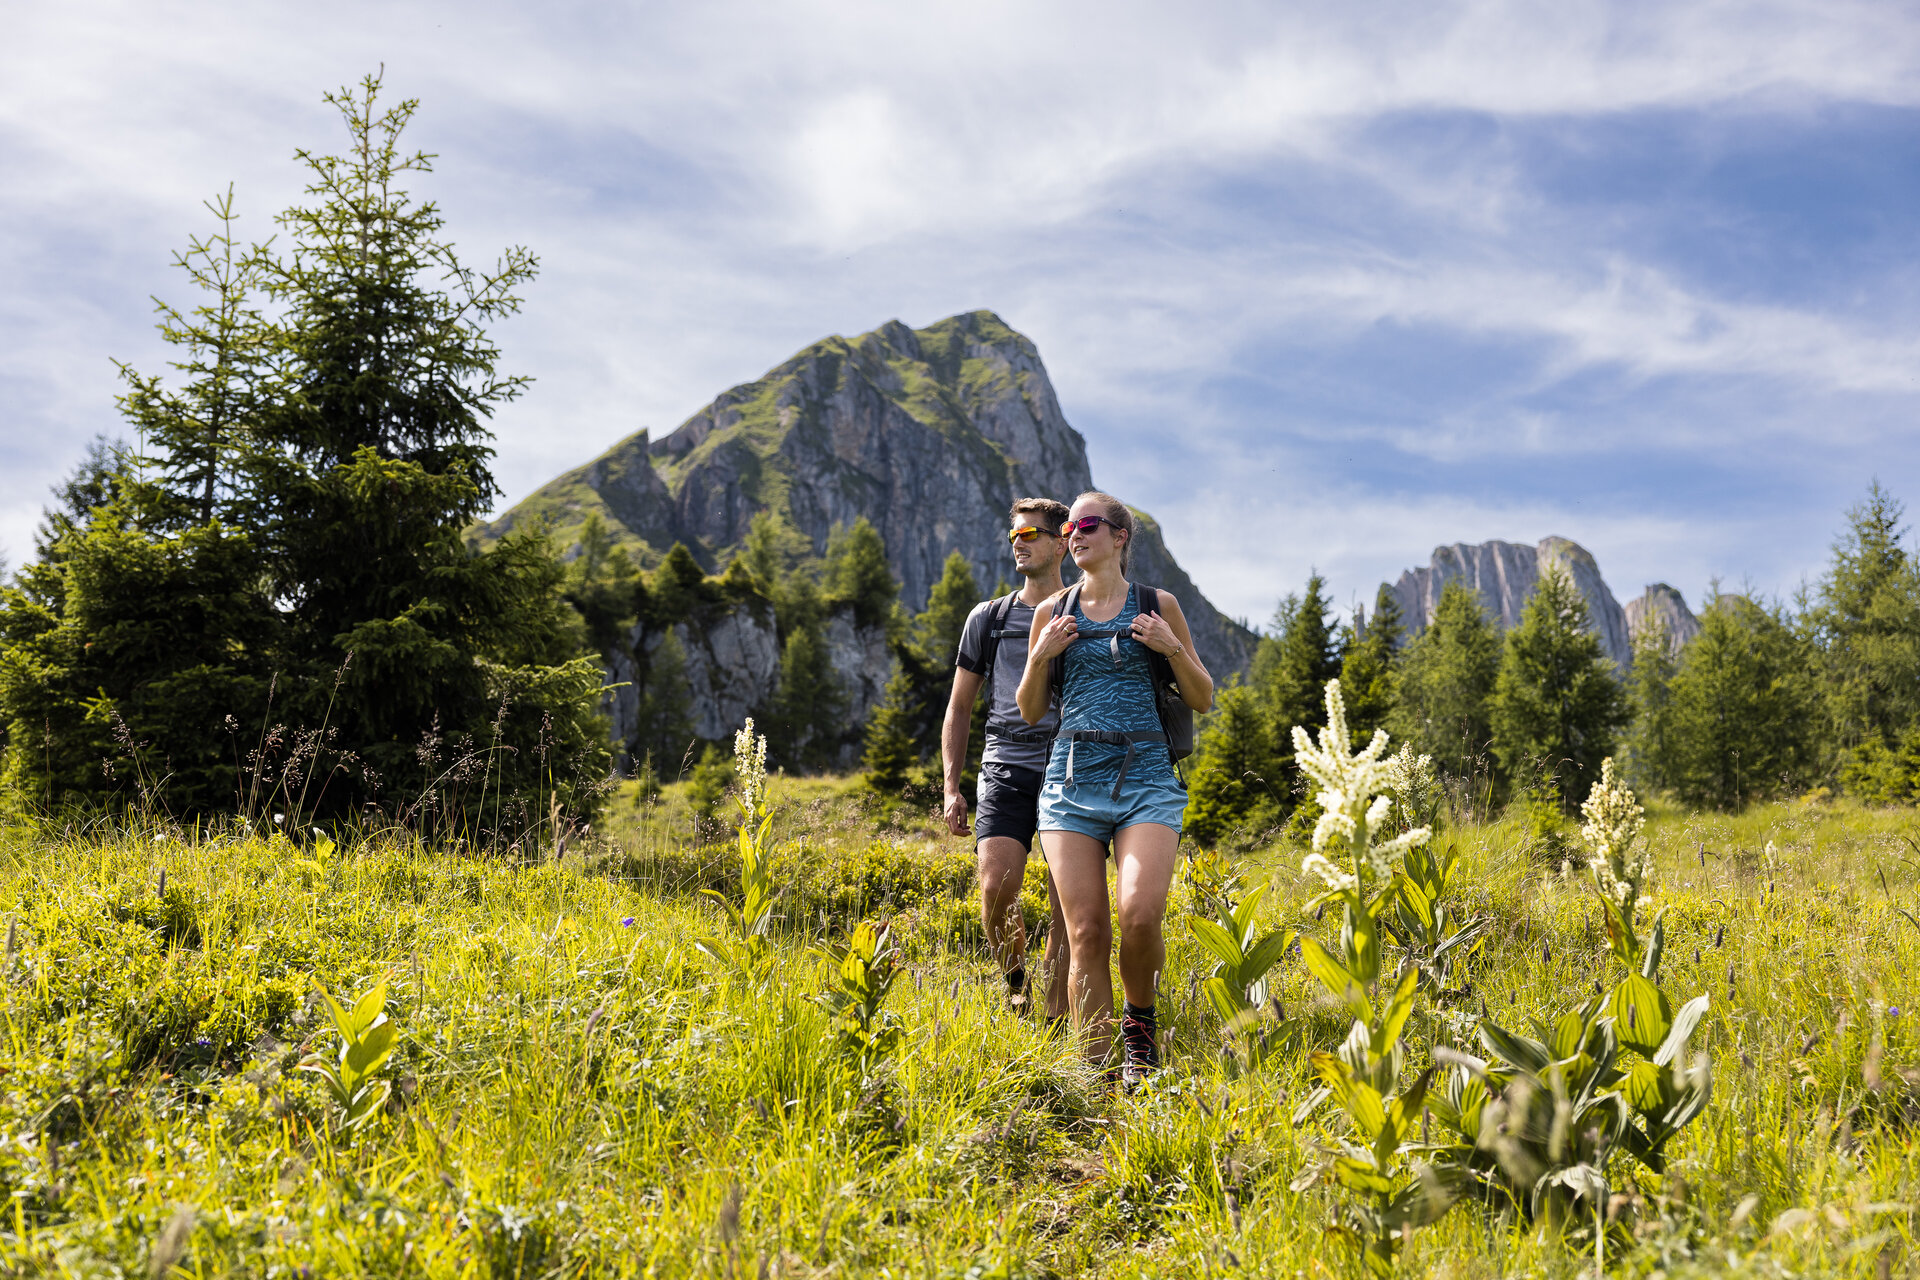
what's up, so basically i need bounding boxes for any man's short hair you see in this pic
[1009,498,1069,531]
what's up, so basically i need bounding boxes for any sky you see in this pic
[5,1,1919,629]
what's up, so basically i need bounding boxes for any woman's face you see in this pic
[1067,500,1123,572]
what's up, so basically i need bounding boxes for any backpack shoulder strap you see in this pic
[1047,584,1084,707]
[978,591,1021,698]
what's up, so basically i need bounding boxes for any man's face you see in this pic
[1008,513,1064,577]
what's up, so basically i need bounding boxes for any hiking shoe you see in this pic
[1119,1009,1161,1088]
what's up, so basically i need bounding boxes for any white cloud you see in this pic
[3,0,1919,602]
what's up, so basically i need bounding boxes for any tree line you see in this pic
[1182,485,1920,846]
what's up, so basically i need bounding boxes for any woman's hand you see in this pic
[1029,610,1079,663]
[1130,609,1183,657]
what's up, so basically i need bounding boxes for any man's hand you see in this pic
[943,790,971,836]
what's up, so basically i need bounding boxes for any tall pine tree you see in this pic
[1488,564,1629,811]
[1388,580,1501,788]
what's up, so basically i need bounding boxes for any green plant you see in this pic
[1298,969,1455,1276]
[1289,679,1459,1272]
[296,981,397,1139]
[811,920,905,1080]
[694,722,777,983]
[1186,863,1295,1077]
[1382,842,1485,996]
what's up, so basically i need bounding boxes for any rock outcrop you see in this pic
[1386,537,1634,668]
[480,311,1255,677]
[481,311,1258,756]
[1623,584,1702,656]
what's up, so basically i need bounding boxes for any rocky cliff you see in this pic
[1386,537,1637,667]
[1622,583,1702,656]
[481,309,1257,673]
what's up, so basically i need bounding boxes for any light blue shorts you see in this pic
[1036,761,1186,842]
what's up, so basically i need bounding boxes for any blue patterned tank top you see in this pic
[1047,583,1173,781]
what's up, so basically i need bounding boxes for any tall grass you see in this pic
[0,786,1914,1276]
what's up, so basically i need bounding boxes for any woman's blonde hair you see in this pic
[1071,490,1135,574]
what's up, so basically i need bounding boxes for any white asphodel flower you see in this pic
[1292,679,1430,892]
[1381,743,1438,828]
[1580,756,1648,916]
[733,717,769,817]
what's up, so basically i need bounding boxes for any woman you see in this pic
[1015,491,1213,1083]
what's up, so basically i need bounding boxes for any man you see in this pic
[945,498,1073,1018]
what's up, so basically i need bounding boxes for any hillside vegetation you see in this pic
[1,773,1915,1277]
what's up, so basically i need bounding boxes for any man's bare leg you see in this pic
[977,835,1034,997]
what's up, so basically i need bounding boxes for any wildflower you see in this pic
[1580,757,1649,917]
[733,718,770,818]
[621,917,636,928]
[1381,743,1437,829]
[273,813,285,825]
[1291,679,1430,892]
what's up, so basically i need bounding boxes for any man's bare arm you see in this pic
[941,667,985,835]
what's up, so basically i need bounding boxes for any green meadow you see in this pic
[0,778,1914,1279]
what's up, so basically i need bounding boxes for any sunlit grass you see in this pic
[0,790,1914,1276]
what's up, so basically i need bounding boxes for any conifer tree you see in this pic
[1182,684,1283,848]
[824,517,899,630]
[1657,592,1818,809]
[0,72,609,825]
[1489,564,1629,810]
[1253,573,1344,744]
[1812,483,1920,782]
[1388,580,1501,787]
[1340,585,1403,741]
[1623,618,1679,794]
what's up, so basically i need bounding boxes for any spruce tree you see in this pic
[1812,484,1920,782]
[862,551,979,791]
[1182,683,1284,848]
[0,73,609,827]
[1388,580,1501,787]
[1623,618,1679,794]
[1489,564,1629,810]
[824,517,899,630]
[1658,593,1818,809]
[1341,585,1403,741]
[1253,573,1343,743]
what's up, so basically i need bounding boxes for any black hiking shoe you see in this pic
[1119,1006,1161,1089]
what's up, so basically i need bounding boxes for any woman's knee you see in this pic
[1067,916,1111,954]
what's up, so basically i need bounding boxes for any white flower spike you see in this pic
[1291,679,1430,893]
[1580,757,1649,918]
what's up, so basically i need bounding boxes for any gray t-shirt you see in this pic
[955,594,1059,771]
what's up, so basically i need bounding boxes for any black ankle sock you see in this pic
[1007,967,1026,994]
[1123,1001,1156,1030]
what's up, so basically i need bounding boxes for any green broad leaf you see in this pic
[1398,875,1436,933]
[349,984,387,1038]
[1311,1051,1386,1137]
[310,830,336,860]
[320,988,353,1040]
[1620,1059,1668,1112]
[1548,1007,1591,1061]
[1608,973,1672,1057]
[1641,908,1668,980]
[343,1017,396,1083]
[1340,898,1382,987]
[1478,1020,1551,1075]
[1241,928,1296,985]
[1230,883,1268,945]
[341,1080,392,1132]
[1301,939,1372,1022]
[1376,969,1419,1055]
[1204,976,1252,1022]
[1432,920,1487,960]
[1334,1156,1394,1195]
[1292,1084,1333,1126]
[1655,994,1710,1067]
[1598,893,1640,966]
[1190,917,1247,973]
[1660,1060,1713,1132]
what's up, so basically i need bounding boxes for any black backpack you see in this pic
[1046,582,1194,762]
[976,591,1025,706]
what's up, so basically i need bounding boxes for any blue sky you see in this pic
[5,1,1918,628]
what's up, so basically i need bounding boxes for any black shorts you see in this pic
[974,762,1045,849]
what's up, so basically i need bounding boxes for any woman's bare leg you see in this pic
[1040,829,1114,1063]
[1112,822,1179,1009]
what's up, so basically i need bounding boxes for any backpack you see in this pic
[1047,582,1194,762]
[976,591,1024,707]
